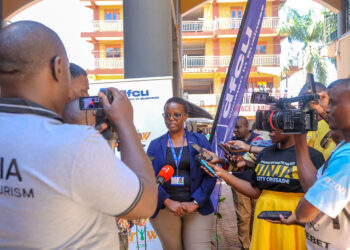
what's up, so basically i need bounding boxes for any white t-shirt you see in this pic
[304,142,350,250]
[0,112,142,249]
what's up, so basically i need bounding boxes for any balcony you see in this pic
[182,17,279,33]
[182,21,213,32]
[182,54,280,69]
[216,17,279,30]
[92,20,123,32]
[94,58,124,69]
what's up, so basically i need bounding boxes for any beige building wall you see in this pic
[328,33,350,78]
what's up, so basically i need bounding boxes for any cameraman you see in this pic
[274,79,350,249]
[0,21,157,249]
[299,82,336,160]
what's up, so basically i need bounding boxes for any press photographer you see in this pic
[271,79,350,250]
[0,21,157,249]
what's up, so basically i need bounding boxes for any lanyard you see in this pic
[168,133,186,176]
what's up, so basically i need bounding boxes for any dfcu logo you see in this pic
[123,90,149,97]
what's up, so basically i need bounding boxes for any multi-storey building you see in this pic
[81,0,286,118]
[81,0,125,81]
[320,0,350,79]
[182,0,286,116]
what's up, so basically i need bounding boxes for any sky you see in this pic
[10,0,337,84]
[11,0,94,69]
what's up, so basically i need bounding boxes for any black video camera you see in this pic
[79,88,118,146]
[250,74,319,134]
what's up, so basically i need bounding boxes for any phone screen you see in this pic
[79,96,102,110]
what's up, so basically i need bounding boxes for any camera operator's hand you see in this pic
[94,123,108,133]
[309,90,329,121]
[99,88,133,128]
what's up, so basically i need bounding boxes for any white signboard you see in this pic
[128,223,163,250]
[89,76,173,250]
[89,76,173,149]
[239,103,270,117]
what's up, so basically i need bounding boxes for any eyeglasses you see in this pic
[162,113,184,120]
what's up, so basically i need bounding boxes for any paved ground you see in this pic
[211,182,241,250]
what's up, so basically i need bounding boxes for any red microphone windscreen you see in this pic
[158,165,174,182]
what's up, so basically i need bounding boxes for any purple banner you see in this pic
[210,0,266,155]
[209,0,267,211]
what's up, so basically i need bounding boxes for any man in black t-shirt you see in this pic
[231,116,259,250]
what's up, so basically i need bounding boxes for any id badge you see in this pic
[171,176,185,186]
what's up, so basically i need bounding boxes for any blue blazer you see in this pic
[147,131,216,218]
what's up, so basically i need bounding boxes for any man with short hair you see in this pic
[231,116,259,250]
[67,63,89,102]
[274,78,350,249]
[0,21,157,249]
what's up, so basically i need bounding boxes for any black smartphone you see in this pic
[218,142,233,157]
[191,144,213,161]
[257,211,292,220]
[79,96,103,110]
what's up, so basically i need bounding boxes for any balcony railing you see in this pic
[216,17,279,30]
[94,58,124,69]
[92,20,123,32]
[182,17,279,32]
[182,54,280,68]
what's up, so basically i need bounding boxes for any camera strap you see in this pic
[0,98,64,123]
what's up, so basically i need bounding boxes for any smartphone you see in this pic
[191,144,213,161]
[257,211,292,220]
[79,96,103,110]
[229,145,243,151]
[218,142,233,157]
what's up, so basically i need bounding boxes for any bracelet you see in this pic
[249,145,253,153]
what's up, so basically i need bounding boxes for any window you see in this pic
[105,10,120,21]
[256,44,266,54]
[231,8,243,29]
[231,8,242,19]
[106,47,121,58]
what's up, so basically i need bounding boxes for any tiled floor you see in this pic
[211,182,241,250]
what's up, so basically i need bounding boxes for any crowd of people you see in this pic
[0,20,349,250]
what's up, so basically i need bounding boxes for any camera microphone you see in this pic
[194,155,221,180]
[157,165,174,186]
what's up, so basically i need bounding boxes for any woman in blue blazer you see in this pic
[147,97,216,250]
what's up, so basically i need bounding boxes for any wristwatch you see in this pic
[193,200,199,206]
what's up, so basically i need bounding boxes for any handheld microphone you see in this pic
[194,154,221,180]
[157,165,174,186]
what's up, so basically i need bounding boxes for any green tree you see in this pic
[279,8,327,84]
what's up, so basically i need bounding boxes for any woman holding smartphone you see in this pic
[206,130,325,250]
[147,97,216,250]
